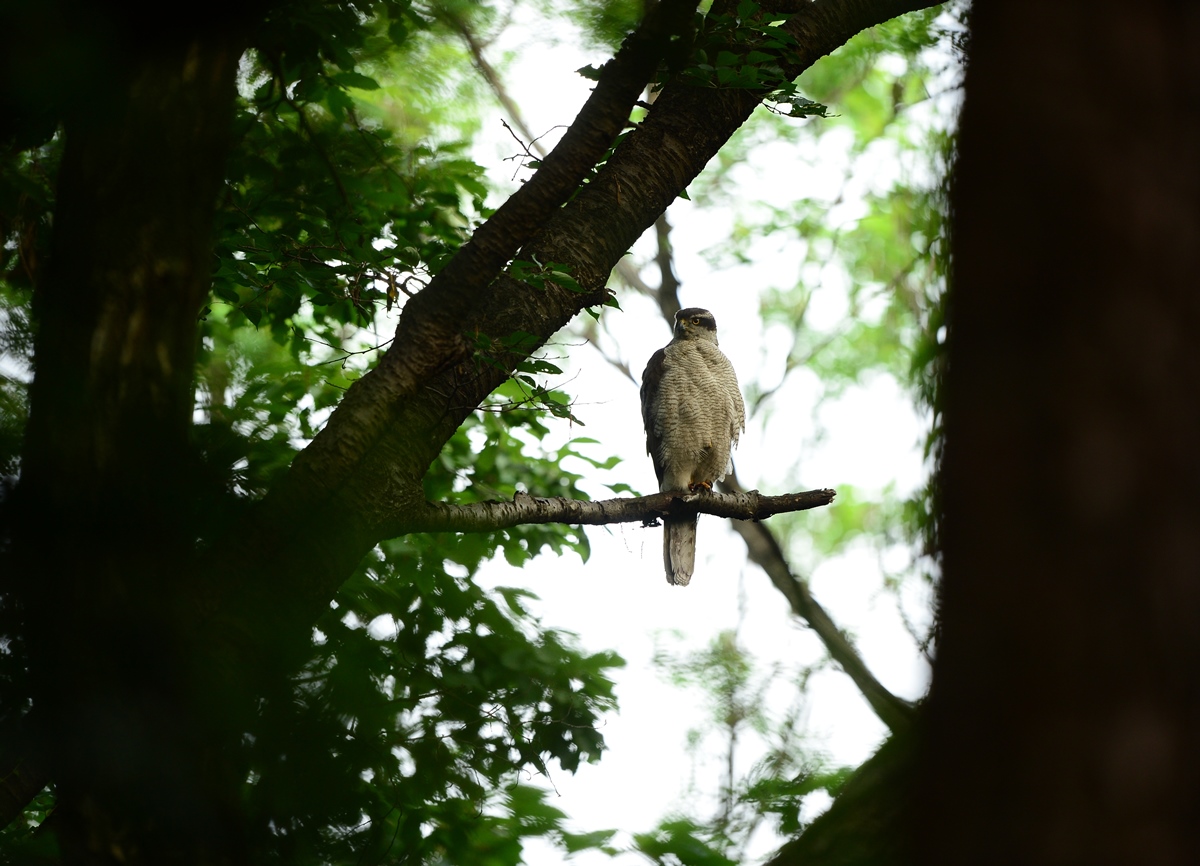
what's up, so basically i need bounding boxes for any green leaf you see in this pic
[386,19,409,45]
[333,71,381,91]
[562,829,618,854]
[736,0,760,20]
[716,50,740,68]
[544,270,583,292]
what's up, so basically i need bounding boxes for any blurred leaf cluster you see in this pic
[242,535,622,864]
[678,1,830,118]
[642,629,850,865]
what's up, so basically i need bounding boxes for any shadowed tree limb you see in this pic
[454,9,660,331]
[652,215,682,321]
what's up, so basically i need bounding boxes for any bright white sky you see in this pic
[439,7,942,866]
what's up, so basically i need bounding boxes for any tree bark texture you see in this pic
[923,2,1200,864]
[11,29,248,866]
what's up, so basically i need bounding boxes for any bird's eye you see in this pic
[691,317,701,324]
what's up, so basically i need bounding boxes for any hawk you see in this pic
[640,308,745,586]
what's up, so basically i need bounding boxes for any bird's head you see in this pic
[673,308,719,343]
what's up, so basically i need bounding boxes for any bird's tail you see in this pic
[663,515,697,586]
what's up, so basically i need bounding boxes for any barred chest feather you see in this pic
[650,339,745,493]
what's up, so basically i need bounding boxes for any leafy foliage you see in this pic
[541,0,645,52]
[213,4,492,349]
[0,139,56,478]
[678,1,830,118]
[192,208,621,866]
[244,544,622,864]
[0,0,961,863]
[0,3,633,864]
[641,630,850,865]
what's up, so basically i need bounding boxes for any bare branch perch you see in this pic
[395,488,836,535]
[722,477,916,732]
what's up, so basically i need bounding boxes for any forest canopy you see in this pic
[0,0,1017,864]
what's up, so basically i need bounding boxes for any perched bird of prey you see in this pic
[640,308,745,586]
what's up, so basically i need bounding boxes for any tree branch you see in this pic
[722,478,916,732]
[448,11,543,156]
[652,214,682,321]
[393,487,835,536]
[214,0,944,650]
[231,0,703,612]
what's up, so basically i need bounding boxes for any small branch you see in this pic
[578,315,637,386]
[653,214,682,321]
[721,475,916,733]
[452,15,546,157]
[310,336,396,367]
[393,487,835,536]
[613,257,656,296]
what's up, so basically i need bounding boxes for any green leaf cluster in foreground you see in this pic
[245,544,621,864]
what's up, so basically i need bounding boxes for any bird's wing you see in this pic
[732,374,746,443]
[640,347,667,486]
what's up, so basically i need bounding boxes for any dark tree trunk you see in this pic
[12,31,246,865]
[924,2,1200,863]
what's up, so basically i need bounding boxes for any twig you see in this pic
[311,337,396,367]
[266,56,351,208]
